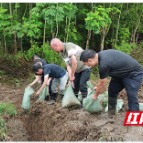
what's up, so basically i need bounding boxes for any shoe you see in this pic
[47,99,55,105]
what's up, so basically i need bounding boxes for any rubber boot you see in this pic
[80,93,87,110]
[47,93,58,105]
[60,94,64,100]
[44,95,49,101]
[108,96,117,115]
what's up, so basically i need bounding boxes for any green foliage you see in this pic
[0,101,17,116]
[118,27,131,43]
[85,6,119,34]
[114,41,138,55]
[0,117,7,141]
[24,41,66,68]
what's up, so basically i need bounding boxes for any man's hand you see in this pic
[29,84,32,87]
[47,81,50,86]
[71,81,75,88]
[70,75,75,81]
[92,86,97,91]
[92,94,97,101]
[35,90,41,97]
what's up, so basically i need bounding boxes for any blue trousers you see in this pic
[108,72,143,111]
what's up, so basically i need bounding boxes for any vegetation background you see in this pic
[0,2,143,83]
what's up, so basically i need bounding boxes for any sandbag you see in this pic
[62,82,81,108]
[139,103,143,111]
[78,91,82,102]
[36,86,49,103]
[105,99,124,113]
[83,81,102,113]
[21,86,34,110]
[98,91,108,103]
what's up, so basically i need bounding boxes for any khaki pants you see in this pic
[51,71,68,95]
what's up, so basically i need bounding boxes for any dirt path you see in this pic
[1,81,143,141]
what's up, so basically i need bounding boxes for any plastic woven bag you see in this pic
[139,103,143,111]
[98,91,108,103]
[83,81,102,113]
[105,99,124,113]
[62,82,81,108]
[21,86,34,110]
[36,86,49,103]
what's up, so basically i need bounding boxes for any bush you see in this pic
[24,41,66,69]
[0,101,17,116]
[114,41,138,55]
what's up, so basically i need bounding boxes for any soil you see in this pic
[1,79,143,141]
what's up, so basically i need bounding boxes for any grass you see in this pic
[0,101,17,116]
[0,117,7,141]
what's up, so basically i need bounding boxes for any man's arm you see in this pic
[92,78,107,100]
[66,63,74,88]
[29,75,42,86]
[70,55,77,81]
[47,77,52,86]
[35,75,49,96]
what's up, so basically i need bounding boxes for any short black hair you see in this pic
[31,63,43,72]
[80,49,96,62]
[32,55,40,61]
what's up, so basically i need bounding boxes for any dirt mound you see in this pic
[1,81,143,141]
[22,101,94,141]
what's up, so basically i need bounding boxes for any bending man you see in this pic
[80,49,143,114]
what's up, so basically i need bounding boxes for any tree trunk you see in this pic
[115,3,123,46]
[111,3,114,48]
[4,30,6,53]
[43,19,46,45]
[29,3,32,48]
[86,3,93,49]
[64,16,67,42]
[86,30,91,49]
[55,3,58,38]
[133,18,140,43]
[66,11,71,43]
[100,34,105,51]
[136,33,139,44]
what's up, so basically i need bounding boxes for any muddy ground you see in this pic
[1,80,143,141]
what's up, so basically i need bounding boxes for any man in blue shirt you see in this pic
[31,63,68,104]
[29,55,53,101]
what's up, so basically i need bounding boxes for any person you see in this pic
[80,49,143,114]
[50,38,91,104]
[29,55,53,101]
[31,62,68,104]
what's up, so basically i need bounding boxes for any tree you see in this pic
[85,5,120,51]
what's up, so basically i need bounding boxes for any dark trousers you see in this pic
[108,72,143,111]
[73,68,91,98]
[41,77,53,96]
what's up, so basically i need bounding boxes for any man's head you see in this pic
[32,63,43,74]
[32,55,40,61]
[50,38,63,52]
[80,49,98,67]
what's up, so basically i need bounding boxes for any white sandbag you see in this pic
[62,82,81,108]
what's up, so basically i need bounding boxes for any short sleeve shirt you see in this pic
[43,64,66,78]
[60,42,90,73]
[98,49,143,79]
